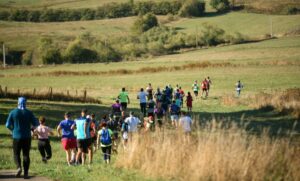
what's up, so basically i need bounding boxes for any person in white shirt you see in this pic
[179,111,192,143]
[124,111,141,133]
[137,88,148,117]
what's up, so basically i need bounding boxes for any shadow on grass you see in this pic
[196,106,299,136]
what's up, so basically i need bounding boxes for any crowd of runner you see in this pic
[5,78,245,178]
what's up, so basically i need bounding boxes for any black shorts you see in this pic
[193,91,198,95]
[121,102,127,110]
[77,139,91,153]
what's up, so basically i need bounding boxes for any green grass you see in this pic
[167,12,300,37]
[0,36,299,111]
[0,12,299,50]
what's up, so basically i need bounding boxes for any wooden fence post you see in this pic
[17,89,20,96]
[49,87,53,100]
[4,86,7,96]
[0,85,2,94]
[67,90,70,97]
[33,88,36,96]
[76,90,78,97]
[83,89,87,102]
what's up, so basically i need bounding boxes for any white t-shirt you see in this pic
[124,116,140,132]
[179,116,192,132]
[36,125,52,139]
[137,91,147,103]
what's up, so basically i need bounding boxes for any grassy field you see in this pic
[0,36,299,109]
[0,12,299,50]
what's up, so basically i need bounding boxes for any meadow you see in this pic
[0,1,300,179]
[0,12,299,50]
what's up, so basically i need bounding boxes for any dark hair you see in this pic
[141,88,144,91]
[122,87,125,91]
[39,116,46,124]
[91,113,95,117]
[101,122,107,128]
[65,112,71,117]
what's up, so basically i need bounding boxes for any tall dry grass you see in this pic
[115,121,300,181]
[250,88,300,119]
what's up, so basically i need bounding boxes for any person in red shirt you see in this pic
[201,78,208,98]
[179,86,185,108]
[186,92,193,112]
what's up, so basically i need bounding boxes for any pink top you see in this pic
[36,125,52,139]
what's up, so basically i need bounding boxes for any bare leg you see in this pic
[65,150,71,165]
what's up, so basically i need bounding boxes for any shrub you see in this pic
[132,13,158,34]
[42,48,63,64]
[200,23,226,46]
[210,0,230,12]
[0,11,10,20]
[178,0,205,17]
[282,6,300,15]
[64,40,98,63]
[21,50,33,65]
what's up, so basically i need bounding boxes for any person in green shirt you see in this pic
[192,80,199,99]
[118,87,130,111]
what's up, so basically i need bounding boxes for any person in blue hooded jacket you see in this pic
[6,97,39,179]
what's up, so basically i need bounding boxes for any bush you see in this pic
[132,13,158,34]
[282,6,300,15]
[200,23,226,46]
[178,0,205,17]
[64,40,98,63]
[21,50,33,65]
[210,0,230,12]
[42,48,63,64]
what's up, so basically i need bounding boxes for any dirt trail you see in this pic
[0,170,51,181]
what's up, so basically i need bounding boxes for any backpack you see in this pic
[100,129,112,145]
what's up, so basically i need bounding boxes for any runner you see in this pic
[179,111,192,143]
[97,122,113,164]
[154,104,165,131]
[170,100,181,128]
[137,88,147,117]
[146,83,153,100]
[192,81,199,99]
[107,114,119,153]
[201,78,208,98]
[6,97,39,179]
[57,112,77,166]
[121,117,129,149]
[147,98,155,117]
[118,87,130,111]
[207,76,212,96]
[154,87,162,104]
[186,92,193,112]
[124,112,141,142]
[174,89,182,107]
[73,109,92,165]
[89,114,97,152]
[236,80,244,97]
[179,86,185,108]
[112,99,122,118]
[34,116,53,163]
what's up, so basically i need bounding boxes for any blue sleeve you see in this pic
[5,112,14,131]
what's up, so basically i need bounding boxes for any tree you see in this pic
[210,0,230,12]
[132,13,158,34]
[178,0,205,17]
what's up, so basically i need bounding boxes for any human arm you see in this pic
[57,125,62,137]
[127,95,130,104]
[5,112,14,131]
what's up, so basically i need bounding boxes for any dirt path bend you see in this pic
[0,170,51,181]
